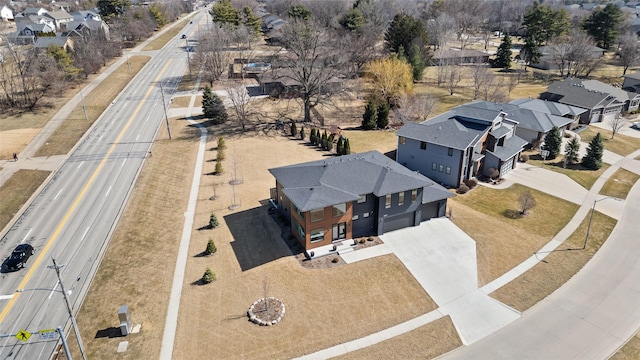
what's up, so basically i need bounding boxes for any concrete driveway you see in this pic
[380,218,520,345]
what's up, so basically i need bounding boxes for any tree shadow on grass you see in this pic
[225,204,293,272]
[503,209,524,219]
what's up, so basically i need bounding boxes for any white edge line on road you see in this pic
[77,162,83,169]
[47,280,60,300]
[53,189,63,200]
[20,229,32,244]
[122,158,127,168]
[80,227,90,243]
[105,186,112,197]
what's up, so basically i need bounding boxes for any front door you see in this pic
[332,222,346,241]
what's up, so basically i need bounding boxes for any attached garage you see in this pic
[500,158,515,177]
[421,202,439,221]
[382,213,415,233]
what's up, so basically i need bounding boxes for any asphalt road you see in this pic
[0,15,197,360]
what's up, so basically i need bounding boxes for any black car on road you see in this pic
[6,244,34,271]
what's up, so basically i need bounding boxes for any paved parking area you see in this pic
[380,218,520,345]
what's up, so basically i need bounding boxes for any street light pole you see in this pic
[159,82,173,140]
[49,258,88,360]
[579,196,621,250]
[78,82,89,122]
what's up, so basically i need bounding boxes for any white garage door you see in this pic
[500,158,513,177]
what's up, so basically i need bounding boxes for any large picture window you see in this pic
[310,228,324,243]
[332,203,346,217]
[310,208,324,222]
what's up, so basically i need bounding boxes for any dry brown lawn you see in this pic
[612,331,640,360]
[491,211,616,312]
[450,184,579,286]
[0,169,50,231]
[335,316,462,360]
[169,95,192,108]
[75,120,438,359]
[600,168,640,200]
[580,126,640,157]
[142,17,192,51]
[34,56,150,157]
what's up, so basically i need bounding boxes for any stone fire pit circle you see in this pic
[247,297,285,326]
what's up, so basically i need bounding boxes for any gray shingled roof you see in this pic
[269,151,452,211]
[509,98,586,117]
[624,72,640,80]
[396,120,484,151]
[487,136,528,161]
[544,78,625,109]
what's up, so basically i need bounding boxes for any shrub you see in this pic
[463,178,478,189]
[205,239,217,255]
[291,122,297,137]
[209,213,219,228]
[457,184,470,194]
[358,238,366,244]
[331,257,339,263]
[215,161,223,175]
[300,127,305,140]
[202,267,216,284]
[520,154,529,162]
[217,148,225,161]
[487,167,499,180]
[217,136,226,150]
[367,236,374,242]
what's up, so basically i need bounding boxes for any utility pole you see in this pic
[159,82,173,140]
[78,82,89,121]
[49,258,87,360]
[57,326,73,360]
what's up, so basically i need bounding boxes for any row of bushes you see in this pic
[290,123,352,156]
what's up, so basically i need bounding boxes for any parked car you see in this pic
[632,122,640,130]
[181,34,186,39]
[6,244,34,271]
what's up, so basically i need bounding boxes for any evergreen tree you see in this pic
[202,85,213,117]
[300,127,305,140]
[321,131,328,149]
[384,13,429,80]
[209,213,220,228]
[202,267,216,284]
[344,138,351,155]
[408,45,425,81]
[288,4,312,20]
[241,6,261,35]
[542,126,562,159]
[209,93,227,124]
[310,128,317,145]
[205,239,217,255]
[215,161,223,175]
[290,122,297,137]
[336,136,344,155]
[582,132,604,170]
[217,136,226,150]
[583,4,623,50]
[494,33,512,70]
[362,99,378,130]
[210,0,239,26]
[339,9,365,32]
[521,34,541,68]
[522,1,570,46]
[376,101,389,129]
[564,136,580,165]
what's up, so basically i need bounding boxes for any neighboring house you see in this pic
[622,72,640,92]
[1,5,14,21]
[529,45,605,71]
[269,151,453,251]
[34,35,74,51]
[70,10,102,22]
[15,15,56,32]
[258,69,342,97]
[396,104,528,188]
[261,13,286,43]
[20,7,48,17]
[64,19,110,39]
[431,49,490,65]
[465,100,576,145]
[540,78,634,123]
[509,98,586,126]
[43,10,73,31]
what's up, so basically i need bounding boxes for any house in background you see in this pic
[258,68,342,98]
[467,100,577,145]
[1,5,14,21]
[431,49,490,65]
[70,10,102,22]
[509,98,586,126]
[396,104,528,188]
[20,7,48,17]
[529,44,605,71]
[269,151,453,252]
[43,9,73,31]
[34,36,74,51]
[540,78,634,123]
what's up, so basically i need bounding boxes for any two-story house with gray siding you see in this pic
[396,105,528,188]
[269,151,453,252]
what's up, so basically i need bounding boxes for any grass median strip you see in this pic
[580,126,640,157]
[490,210,616,312]
[0,170,50,231]
[600,168,640,200]
[142,18,191,51]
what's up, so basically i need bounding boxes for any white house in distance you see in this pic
[1,5,14,21]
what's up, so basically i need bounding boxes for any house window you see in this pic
[385,194,392,209]
[310,228,324,243]
[398,192,405,206]
[446,166,451,174]
[352,215,359,221]
[363,212,370,218]
[412,189,418,202]
[448,148,453,156]
[332,222,346,241]
[399,136,406,145]
[332,203,346,217]
[292,204,304,220]
[420,141,427,150]
[357,195,366,203]
[292,218,305,240]
[310,208,324,222]
[432,162,437,170]
[439,164,444,172]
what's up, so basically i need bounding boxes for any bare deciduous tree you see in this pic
[425,13,457,50]
[394,93,436,123]
[195,25,230,86]
[444,63,463,96]
[275,21,346,122]
[469,62,492,100]
[519,190,536,215]
[225,81,259,132]
[618,31,640,75]
[608,113,626,139]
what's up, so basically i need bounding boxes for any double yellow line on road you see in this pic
[0,59,174,323]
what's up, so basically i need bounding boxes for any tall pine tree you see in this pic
[542,126,562,159]
[582,132,604,170]
[564,136,580,165]
[362,99,378,130]
[494,33,512,70]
